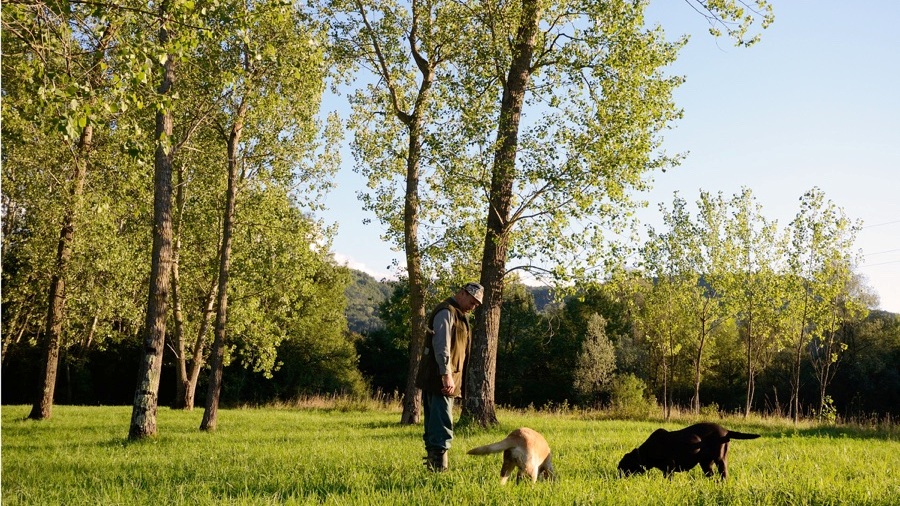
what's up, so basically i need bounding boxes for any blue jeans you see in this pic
[422,392,454,451]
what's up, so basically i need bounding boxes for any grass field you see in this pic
[2,403,898,505]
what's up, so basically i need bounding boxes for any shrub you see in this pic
[607,373,656,418]
[699,402,721,418]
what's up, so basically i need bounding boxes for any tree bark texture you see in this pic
[171,164,188,409]
[28,124,90,420]
[400,118,427,424]
[201,105,245,431]
[184,283,217,410]
[129,21,176,438]
[396,13,437,424]
[463,0,541,428]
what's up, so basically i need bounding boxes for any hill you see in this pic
[343,271,555,334]
[344,270,393,334]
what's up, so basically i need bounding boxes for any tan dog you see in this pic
[467,427,555,484]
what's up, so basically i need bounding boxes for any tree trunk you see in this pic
[171,164,188,409]
[744,313,753,418]
[692,321,706,414]
[400,113,428,425]
[84,313,99,349]
[463,0,541,428]
[662,350,669,420]
[396,15,435,425]
[28,122,91,420]
[790,286,811,423]
[129,18,176,439]
[184,282,217,410]
[200,105,245,431]
[790,341,803,422]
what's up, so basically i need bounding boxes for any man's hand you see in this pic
[441,374,455,396]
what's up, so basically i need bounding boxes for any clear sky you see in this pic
[318,1,900,314]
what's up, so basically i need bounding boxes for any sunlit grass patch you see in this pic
[2,404,898,505]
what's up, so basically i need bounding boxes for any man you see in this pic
[415,282,483,472]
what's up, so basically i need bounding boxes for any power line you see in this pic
[862,219,900,229]
[864,248,900,256]
[859,260,900,268]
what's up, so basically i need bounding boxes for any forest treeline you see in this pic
[349,184,900,422]
[356,274,900,421]
[4,260,898,420]
[6,0,896,431]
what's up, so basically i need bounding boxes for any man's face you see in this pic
[457,290,481,313]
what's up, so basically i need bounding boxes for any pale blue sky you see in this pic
[319,1,900,313]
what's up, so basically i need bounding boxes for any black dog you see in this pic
[618,422,760,479]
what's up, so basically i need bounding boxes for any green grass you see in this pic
[2,404,898,505]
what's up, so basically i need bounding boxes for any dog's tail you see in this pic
[726,430,761,440]
[467,436,518,455]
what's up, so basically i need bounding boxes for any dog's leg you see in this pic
[499,459,516,485]
[524,463,539,483]
[718,442,730,479]
[516,469,526,483]
[540,461,555,481]
[716,457,728,479]
[700,461,715,478]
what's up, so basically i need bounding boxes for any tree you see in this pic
[689,191,731,413]
[721,188,783,417]
[130,0,205,439]
[198,0,333,430]
[2,0,122,420]
[783,188,861,422]
[572,314,617,406]
[809,265,866,418]
[327,0,482,424]
[458,0,684,427]
[639,194,702,418]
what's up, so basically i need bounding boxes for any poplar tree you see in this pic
[2,0,121,420]
[130,0,207,440]
[199,0,333,431]
[448,0,686,427]
[327,0,476,424]
[721,188,782,417]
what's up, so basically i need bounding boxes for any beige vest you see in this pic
[415,298,471,397]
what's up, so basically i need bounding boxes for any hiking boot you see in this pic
[423,448,449,472]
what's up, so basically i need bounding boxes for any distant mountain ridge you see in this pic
[343,269,554,334]
[344,270,393,335]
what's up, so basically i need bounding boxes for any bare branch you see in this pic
[355,0,412,124]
